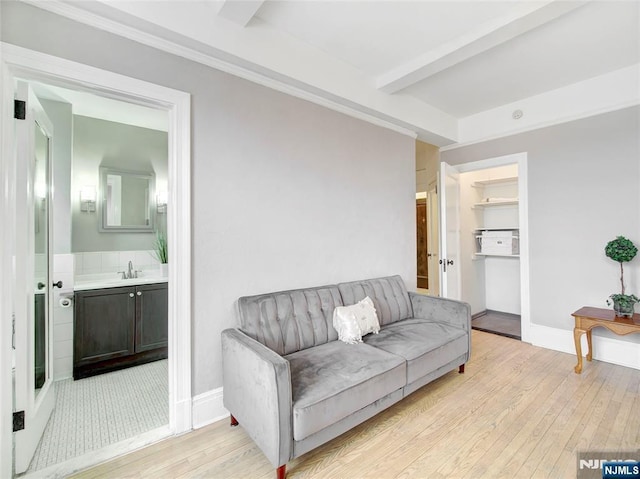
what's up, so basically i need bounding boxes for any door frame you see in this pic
[426,182,439,297]
[0,43,192,477]
[449,152,531,343]
[416,195,428,290]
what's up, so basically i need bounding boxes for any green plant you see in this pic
[605,236,638,316]
[153,232,168,264]
[605,236,637,295]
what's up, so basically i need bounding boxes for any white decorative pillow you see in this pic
[332,306,362,344]
[353,296,381,336]
[333,296,380,344]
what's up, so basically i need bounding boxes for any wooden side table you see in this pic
[572,306,640,373]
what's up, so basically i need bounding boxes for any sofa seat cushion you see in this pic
[285,340,405,441]
[363,318,467,384]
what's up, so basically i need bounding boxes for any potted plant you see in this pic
[605,235,638,317]
[154,232,168,277]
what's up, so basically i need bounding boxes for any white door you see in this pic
[439,162,461,300]
[13,82,56,474]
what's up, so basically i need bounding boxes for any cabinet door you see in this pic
[135,283,168,352]
[74,287,136,366]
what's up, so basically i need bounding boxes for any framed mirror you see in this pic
[99,167,155,232]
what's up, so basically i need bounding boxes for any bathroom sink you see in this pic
[74,273,168,291]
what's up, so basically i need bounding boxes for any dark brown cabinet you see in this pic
[74,282,167,379]
[135,283,168,352]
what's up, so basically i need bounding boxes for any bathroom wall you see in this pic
[72,115,168,252]
[38,100,75,380]
[74,250,160,276]
[37,104,168,378]
[40,99,73,254]
[52,254,74,380]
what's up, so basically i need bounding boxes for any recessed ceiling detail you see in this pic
[24,0,640,145]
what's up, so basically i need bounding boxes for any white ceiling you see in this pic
[255,1,520,78]
[394,1,640,116]
[31,0,640,146]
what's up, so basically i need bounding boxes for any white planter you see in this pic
[160,263,168,278]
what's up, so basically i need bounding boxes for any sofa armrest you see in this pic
[408,292,472,359]
[222,328,292,467]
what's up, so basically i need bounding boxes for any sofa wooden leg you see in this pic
[276,464,286,479]
[459,364,465,374]
[230,414,239,426]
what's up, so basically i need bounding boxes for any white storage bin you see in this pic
[478,231,519,255]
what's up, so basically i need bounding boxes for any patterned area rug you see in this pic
[28,360,168,472]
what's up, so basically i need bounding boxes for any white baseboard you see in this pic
[174,398,193,434]
[529,324,640,370]
[192,387,228,429]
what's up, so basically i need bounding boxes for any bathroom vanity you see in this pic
[73,277,167,379]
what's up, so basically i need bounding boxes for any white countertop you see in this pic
[74,273,168,291]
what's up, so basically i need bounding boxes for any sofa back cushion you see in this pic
[338,276,413,326]
[237,286,342,355]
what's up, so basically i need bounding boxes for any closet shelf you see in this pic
[472,200,518,208]
[471,177,518,187]
[474,253,520,258]
[475,227,519,231]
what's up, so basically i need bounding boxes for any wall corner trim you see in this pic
[192,388,228,429]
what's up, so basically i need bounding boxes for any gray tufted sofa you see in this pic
[221,275,471,478]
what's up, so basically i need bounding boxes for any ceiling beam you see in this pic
[376,1,589,94]
[217,0,265,27]
[29,0,460,144]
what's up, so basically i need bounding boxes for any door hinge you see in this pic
[13,411,25,432]
[14,100,26,120]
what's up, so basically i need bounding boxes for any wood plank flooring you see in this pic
[71,331,639,479]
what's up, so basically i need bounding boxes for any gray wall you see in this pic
[1,2,417,394]
[72,115,168,252]
[442,106,640,344]
[41,99,72,254]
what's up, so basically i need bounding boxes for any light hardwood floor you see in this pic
[72,331,639,479]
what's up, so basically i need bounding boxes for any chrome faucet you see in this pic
[127,260,134,279]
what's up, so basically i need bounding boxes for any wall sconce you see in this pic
[34,182,47,209]
[157,190,168,214]
[80,185,96,212]
[35,182,46,200]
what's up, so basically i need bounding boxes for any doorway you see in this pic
[27,81,170,475]
[438,153,530,343]
[417,197,428,289]
[0,44,192,478]
[416,184,439,296]
[415,140,440,296]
